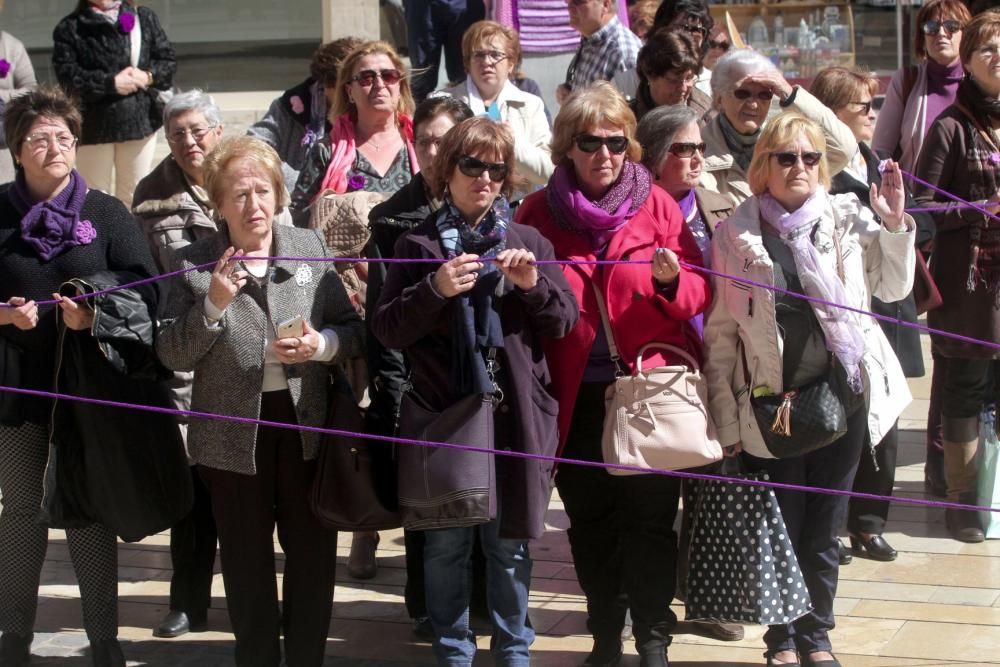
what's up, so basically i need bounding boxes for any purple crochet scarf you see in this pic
[10,169,95,262]
[546,159,651,250]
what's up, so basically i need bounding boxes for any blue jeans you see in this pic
[423,520,533,666]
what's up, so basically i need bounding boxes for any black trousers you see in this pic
[405,0,485,100]
[847,425,898,535]
[199,391,338,667]
[555,383,680,653]
[745,404,867,656]
[169,466,217,621]
[940,357,1000,420]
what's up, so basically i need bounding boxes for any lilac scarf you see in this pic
[758,188,865,393]
[10,169,95,262]
[546,160,651,250]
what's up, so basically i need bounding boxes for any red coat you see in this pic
[515,186,711,452]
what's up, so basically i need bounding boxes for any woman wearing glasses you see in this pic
[702,112,914,667]
[632,29,713,124]
[372,117,577,666]
[517,81,710,667]
[698,23,731,96]
[911,10,1000,544]
[436,21,553,199]
[701,49,855,208]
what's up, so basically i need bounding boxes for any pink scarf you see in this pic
[316,113,419,198]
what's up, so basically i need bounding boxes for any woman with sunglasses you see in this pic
[372,117,577,666]
[873,0,971,175]
[517,81,710,667]
[631,28,713,124]
[911,10,1000,544]
[702,48,855,208]
[703,112,915,667]
[699,23,731,96]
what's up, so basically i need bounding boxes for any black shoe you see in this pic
[946,507,985,543]
[90,639,125,667]
[0,632,32,666]
[802,652,841,667]
[677,620,744,641]
[154,610,191,638]
[582,639,623,667]
[837,539,852,565]
[849,533,897,561]
[924,448,947,497]
[765,651,801,667]
[639,648,669,667]
[412,616,435,642]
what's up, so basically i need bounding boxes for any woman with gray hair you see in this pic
[131,88,224,640]
[701,48,855,206]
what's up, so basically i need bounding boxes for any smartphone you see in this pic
[276,316,306,339]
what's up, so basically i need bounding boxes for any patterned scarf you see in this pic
[546,159,651,250]
[10,169,93,262]
[956,77,1000,303]
[434,195,511,397]
[719,113,760,171]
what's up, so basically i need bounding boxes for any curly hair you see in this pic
[310,37,364,86]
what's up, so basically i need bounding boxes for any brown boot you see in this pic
[942,417,984,543]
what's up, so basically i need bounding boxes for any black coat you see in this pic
[830,142,932,377]
[53,6,176,145]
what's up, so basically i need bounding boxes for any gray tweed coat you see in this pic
[156,224,363,474]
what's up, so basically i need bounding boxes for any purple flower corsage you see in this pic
[74,220,97,246]
[290,95,305,114]
[118,11,136,34]
[0,60,10,79]
[347,174,366,192]
[990,153,1000,166]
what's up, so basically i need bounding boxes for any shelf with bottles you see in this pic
[709,2,856,80]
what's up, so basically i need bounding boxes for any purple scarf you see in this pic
[546,160,651,250]
[10,169,95,262]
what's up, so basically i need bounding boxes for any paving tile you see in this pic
[882,620,1000,663]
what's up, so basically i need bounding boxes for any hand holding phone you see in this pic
[277,316,306,339]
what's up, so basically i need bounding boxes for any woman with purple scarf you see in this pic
[702,112,915,667]
[0,86,159,667]
[517,81,710,667]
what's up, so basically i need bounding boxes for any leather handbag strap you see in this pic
[591,282,623,372]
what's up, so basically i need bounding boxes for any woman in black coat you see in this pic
[53,0,176,207]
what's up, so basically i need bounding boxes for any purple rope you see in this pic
[900,168,1000,224]
[0,383,996,514]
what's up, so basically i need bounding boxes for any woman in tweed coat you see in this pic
[156,136,363,667]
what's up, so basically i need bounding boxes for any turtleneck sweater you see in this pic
[925,57,965,129]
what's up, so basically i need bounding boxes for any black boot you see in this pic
[582,637,623,666]
[90,639,125,667]
[638,646,670,667]
[0,632,32,666]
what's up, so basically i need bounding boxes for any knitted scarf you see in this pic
[10,170,94,262]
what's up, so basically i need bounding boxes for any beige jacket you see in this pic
[702,192,916,458]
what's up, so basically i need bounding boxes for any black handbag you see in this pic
[0,336,23,427]
[311,367,401,531]
[396,388,497,531]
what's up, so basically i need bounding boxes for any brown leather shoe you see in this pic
[677,620,744,641]
[946,506,985,543]
[347,531,380,579]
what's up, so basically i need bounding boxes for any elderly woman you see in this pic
[701,48,855,207]
[131,89,225,640]
[632,29,712,124]
[0,85,163,667]
[372,117,577,666]
[703,113,915,667]
[156,136,363,667]
[912,10,1000,544]
[290,40,417,219]
[437,20,553,197]
[53,0,176,207]
[810,67,935,563]
[249,36,363,191]
[518,81,711,667]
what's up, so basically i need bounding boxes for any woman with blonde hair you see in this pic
[703,112,915,666]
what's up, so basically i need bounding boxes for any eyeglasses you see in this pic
[472,49,508,64]
[660,71,698,86]
[679,23,708,37]
[457,155,508,181]
[166,125,217,145]
[974,44,1000,60]
[350,68,403,87]
[667,142,707,158]
[921,19,962,36]
[25,132,77,152]
[733,88,773,102]
[707,39,731,51]
[574,134,629,154]
[771,151,823,168]
[848,100,873,114]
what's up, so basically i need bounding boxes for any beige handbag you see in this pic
[593,285,723,476]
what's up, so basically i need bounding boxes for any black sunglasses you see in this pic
[771,151,823,168]
[850,100,873,114]
[350,68,403,87]
[574,134,629,154]
[733,88,773,102]
[668,142,707,158]
[707,39,731,51]
[680,23,708,37]
[921,19,962,36]
[457,155,508,182]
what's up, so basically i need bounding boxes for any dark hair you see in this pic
[431,117,516,199]
[413,96,474,133]
[5,84,83,161]
[310,37,364,86]
[651,0,713,54]
[637,28,701,81]
[75,0,132,12]
[914,0,973,58]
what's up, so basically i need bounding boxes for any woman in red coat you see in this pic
[515,80,710,667]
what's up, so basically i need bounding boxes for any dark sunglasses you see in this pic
[849,100,873,114]
[457,155,508,182]
[707,39,731,51]
[668,142,707,158]
[350,68,403,87]
[574,134,629,154]
[921,19,962,36]
[733,88,773,102]
[680,23,708,37]
[771,151,823,168]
